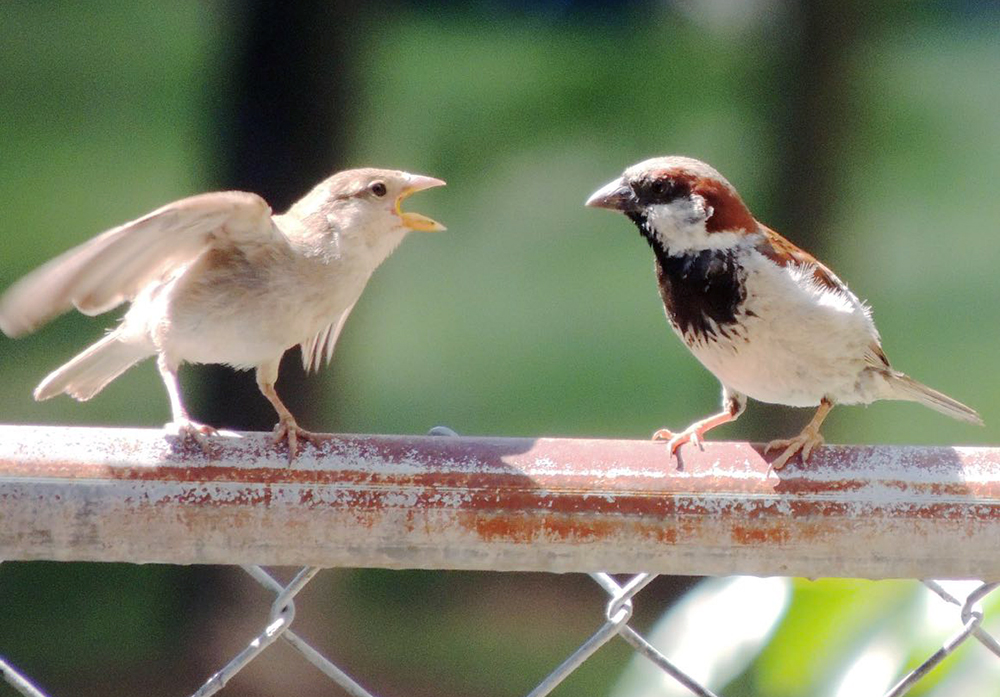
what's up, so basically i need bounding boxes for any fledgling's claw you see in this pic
[166,418,219,456]
[271,416,323,462]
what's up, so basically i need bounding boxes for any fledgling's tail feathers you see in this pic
[885,373,983,426]
[34,331,151,402]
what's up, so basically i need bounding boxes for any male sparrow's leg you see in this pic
[256,360,323,460]
[766,398,833,470]
[654,389,747,455]
[157,354,217,452]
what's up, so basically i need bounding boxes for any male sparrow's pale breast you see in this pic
[657,240,883,407]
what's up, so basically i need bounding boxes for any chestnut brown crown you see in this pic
[586,156,757,237]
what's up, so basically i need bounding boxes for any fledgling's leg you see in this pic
[255,359,323,461]
[157,354,217,451]
[654,388,747,455]
[766,398,833,470]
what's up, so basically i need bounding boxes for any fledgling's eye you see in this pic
[370,181,387,197]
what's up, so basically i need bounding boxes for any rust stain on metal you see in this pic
[730,524,791,546]
[2,425,1000,575]
[654,525,679,545]
[468,512,622,545]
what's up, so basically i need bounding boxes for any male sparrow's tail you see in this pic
[885,373,983,426]
[34,329,151,402]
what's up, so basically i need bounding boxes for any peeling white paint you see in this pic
[1,425,998,577]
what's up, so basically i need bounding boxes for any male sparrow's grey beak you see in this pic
[397,174,447,232]
[585,177,637,212]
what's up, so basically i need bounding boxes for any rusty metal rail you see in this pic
[0,424,998,578]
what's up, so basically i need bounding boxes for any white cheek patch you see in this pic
[646,201,700,241]
[646,201,743,252]
[690,194,712,223]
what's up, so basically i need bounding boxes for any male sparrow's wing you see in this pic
[752,223,847,294]
[754,221,888,355]
[0,191,281,337]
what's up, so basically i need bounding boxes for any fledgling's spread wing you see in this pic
[0,191,280,337]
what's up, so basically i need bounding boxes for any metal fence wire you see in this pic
[1,565,998,697]
[2,425,1000,696]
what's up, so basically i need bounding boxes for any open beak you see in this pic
[397,174,447,231]
[585,177,637,212]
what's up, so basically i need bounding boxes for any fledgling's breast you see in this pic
[654,246,882,406]
[146,246,362,368]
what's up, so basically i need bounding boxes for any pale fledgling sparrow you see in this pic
[0,168,446,457]
[586,156,981,469]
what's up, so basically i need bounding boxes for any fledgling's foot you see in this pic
[166,418,219,456]
[765,429,825,471]
[272,416,324,461]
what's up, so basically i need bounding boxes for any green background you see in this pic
[1,2,997,696]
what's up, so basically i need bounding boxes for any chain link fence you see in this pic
[2,564,998,697]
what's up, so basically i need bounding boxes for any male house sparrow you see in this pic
[586,156,981,469]
[0,168,445,456]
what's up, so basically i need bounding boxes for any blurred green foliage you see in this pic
[1,1,998,696]
[758,579,913,693]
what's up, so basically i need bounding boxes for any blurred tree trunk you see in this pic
[768,0,863,254]
[197,0,356,434]
[736,0,865,440]
[183,3,356,695]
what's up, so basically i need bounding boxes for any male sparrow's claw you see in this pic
[652,428,676,441]
[765,430,825,471]
[666,435,687,455]
[689,430,703,450]
[654,427,695,455]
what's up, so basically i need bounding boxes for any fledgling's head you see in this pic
[586,156,756,254]
[290,168,446,243]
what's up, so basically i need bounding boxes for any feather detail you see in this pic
[753,224,847,294]
[300,302,357,373]
[865,344,892,370]
[883,372,984,426]
[300,325,331,373]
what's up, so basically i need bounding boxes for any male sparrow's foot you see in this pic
[272,416,323,461]
[765,429,825,471]
[652,425,705,455]
[652,406,740,459]
[166,418,219,455]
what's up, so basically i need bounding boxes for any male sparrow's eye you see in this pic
[370,181,387,197]
[645,178,682,203]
